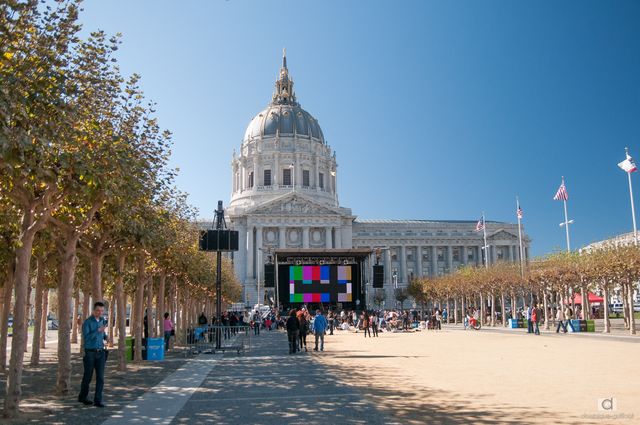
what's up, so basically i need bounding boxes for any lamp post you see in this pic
[392,268,398,310]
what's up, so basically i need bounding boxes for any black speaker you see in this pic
[264,264,275,287]
[373,265,384,288]
[199,230,239,252]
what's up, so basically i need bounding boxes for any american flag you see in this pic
[553,180,568,201]
[517,205,523,219]
[475,216,485,232]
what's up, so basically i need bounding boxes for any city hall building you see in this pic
[225,52,530,306]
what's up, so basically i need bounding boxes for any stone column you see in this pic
[325,227,333,249]
[252,157,258,189]
[446,245,453,273]
[400,245,407,284]
[461,246,467,265]
[274,153,279,186]
[334,227,342,248]
[279,227,286,248]
[236,222,247,284]
[302,226,310,249]
[416,246,423,276]
[246,225,254,280]
[256,226,263,296]
[384,249,392,286]
[431,246,437,276]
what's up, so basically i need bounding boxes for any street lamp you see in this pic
[392,268,398,310]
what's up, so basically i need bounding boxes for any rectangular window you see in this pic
[467,248,474,262]
[302,170,310,187]
[406,248,413,261]
[452,247,461,262]
[248,172,254,188]
[283,168,292,186]
[437,247,444,262]
[319,172,324,189]
[263,169,271,186]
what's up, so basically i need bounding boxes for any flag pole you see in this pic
[625,147,639,246]
[563,197,571,252]
[482,212,489,268]
[516,197,525,277]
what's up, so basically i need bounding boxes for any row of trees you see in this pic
[0,1,240,417]
[407,244,639,334]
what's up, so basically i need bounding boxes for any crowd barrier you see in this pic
[508,318,595,332]
[184,325,251,355]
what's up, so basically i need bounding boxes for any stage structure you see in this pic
[274,248,374,310]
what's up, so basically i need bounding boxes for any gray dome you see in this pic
[244,104,324,142]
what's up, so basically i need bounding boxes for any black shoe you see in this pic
[94,402,105,408]
[79,398,93,406]
[313,347,318,351]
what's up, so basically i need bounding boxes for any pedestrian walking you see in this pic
[163,312,174,351]
[313,310,328,351]
[555,305,567,333]
[525,304,533,334]
[297,309,309,351]
[532,304,540,335]
[78,302,108,408]
[286,310,300,354]
[371,312,379,337]
[363,312,371,337]
[328,311,335,335]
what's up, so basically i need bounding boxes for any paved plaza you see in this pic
[100,326,639,424]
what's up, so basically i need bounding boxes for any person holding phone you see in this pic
[78,301,107,408]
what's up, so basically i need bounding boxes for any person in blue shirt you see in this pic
[313,310,328,352]
[78,301,107,408]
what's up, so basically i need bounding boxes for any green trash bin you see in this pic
[125,336,134,362]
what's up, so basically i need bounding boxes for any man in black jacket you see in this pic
[286,310,300,354]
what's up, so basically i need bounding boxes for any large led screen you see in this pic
[287,265,353,303]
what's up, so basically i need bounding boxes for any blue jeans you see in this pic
[79,349,106,403]
[164,331,172,350]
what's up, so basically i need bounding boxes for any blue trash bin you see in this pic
[147,337,165,360]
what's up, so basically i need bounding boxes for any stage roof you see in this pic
[274,248,372,258]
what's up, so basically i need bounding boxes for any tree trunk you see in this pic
[158,272,166,336]
[453,298,458,324]
[4,215,38,417]
[622,285,629,329]
[107,295,115,348]
[602,283,610,333]
[90,254,104,304]
[80,291,90,352]
[70,292,80,344]
[115,253,127,372]
[146,275,154,338]
[133,252,146,363]
[500,292,506,327]
[479,293,485,326]
[542,290,549,330]
[30,256,46,366]
[511,292,517,320]
[0,259,15,372]
[461,295,466,325]
[55,235,80,395]
[40,288,49,349]
[627,282,636,335]
[490,292,495,327]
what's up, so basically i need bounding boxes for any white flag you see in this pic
[618,152,637,173]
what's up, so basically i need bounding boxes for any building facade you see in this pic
[226,51,530,306]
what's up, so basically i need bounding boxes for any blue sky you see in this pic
[77,0,640,257]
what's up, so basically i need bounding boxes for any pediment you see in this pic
[247,193,340,216]
[487,229,519,241]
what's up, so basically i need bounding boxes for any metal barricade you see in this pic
[184,325,251,355]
